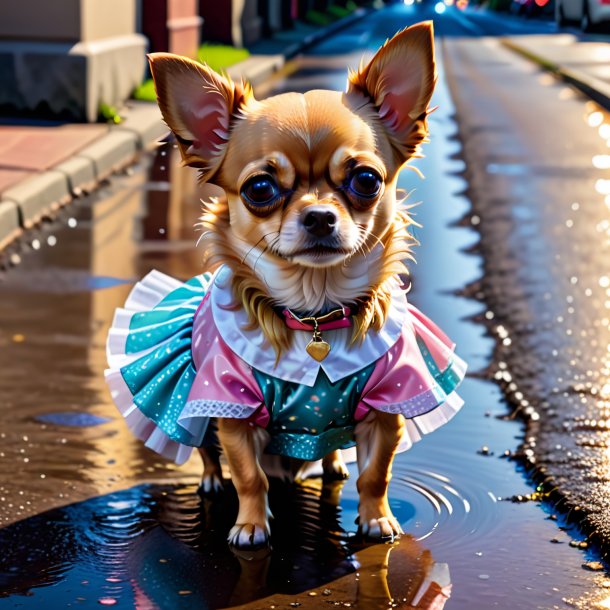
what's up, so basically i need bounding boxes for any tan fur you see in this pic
[354,411,405,538]
[149,22,436,547]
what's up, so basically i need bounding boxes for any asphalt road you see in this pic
[0,4,609,609]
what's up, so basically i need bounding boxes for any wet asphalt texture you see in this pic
[1,4,610,609]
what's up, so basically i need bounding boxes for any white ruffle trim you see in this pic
[105,367,193,465]
[399,391,464,453]
[106,270,184,369]
[104,270,196,465]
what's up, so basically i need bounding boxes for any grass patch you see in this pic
[328,1,358,18]
[306,9,334,25]
[307,1,358,24]
[197,44,250,72]
[133,79,157,103]
[133,44,250,102]
[99,102,122,124]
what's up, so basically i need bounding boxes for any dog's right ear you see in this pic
[148,53,252,180]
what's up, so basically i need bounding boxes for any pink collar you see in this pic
[282,307,353,332]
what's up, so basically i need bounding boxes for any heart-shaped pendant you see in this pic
[306,337,331,361]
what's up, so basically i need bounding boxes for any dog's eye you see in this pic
[241,175,280,208]
[349,169,382,199]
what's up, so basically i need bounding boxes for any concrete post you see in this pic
[199,0,262,47]
[141,0,202,58]
[0,0,147,122]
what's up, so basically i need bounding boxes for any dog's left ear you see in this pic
[347,21,436,160]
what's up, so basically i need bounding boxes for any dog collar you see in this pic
[281,306,354,362]
[210,265,409,387]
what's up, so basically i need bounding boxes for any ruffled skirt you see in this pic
[105,270,466,464]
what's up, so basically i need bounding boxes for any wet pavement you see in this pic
[1,4,610,609]
[444,16,610,583]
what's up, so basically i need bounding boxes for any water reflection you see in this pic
[0,143,207,528]
[0,479,451,609]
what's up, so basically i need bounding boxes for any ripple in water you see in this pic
[338,460,501,553]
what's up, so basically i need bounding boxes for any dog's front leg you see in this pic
[198,446,223,494]
[355,411,405,540]
[217,418,270,549]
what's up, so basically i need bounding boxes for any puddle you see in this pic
[0,482,452,609]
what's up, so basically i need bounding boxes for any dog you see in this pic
[106,21,466,550]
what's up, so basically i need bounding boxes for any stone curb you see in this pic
[227,54,286,86]
[113,101,168,149]
[282,8,370,60]
[227,8,370,86]
[0,8,370,252]
[2,171,71,229]
[0,201,20,251]
[74,131,139,181]
[502,38,610,112]
[0,107,162,250]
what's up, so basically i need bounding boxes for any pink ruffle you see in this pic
[354,303,465,422]
[177,296,265,429]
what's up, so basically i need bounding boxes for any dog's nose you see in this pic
[302,210,337,238]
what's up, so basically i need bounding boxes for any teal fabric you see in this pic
[252,363,376,461]
[416,337,462,396]
[120,274,210,446]
[125,274,211,355]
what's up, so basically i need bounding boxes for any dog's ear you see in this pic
[347,22,436,160]
[148,53,253,180]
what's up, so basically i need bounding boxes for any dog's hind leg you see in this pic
[198,446,224,494]
[322,450,350,480]
[218,417,271,549]
[354,411,405,541]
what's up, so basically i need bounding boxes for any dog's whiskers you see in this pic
[240,231,280,265]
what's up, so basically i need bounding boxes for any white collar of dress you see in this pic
[209,265,408,387]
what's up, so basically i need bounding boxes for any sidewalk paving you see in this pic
[503,33,610,110]
[0,9,368,253]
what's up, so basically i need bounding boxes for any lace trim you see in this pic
[372,360,466,418]
[179,399,257,420]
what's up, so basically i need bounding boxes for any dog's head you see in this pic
[149,23,436,274]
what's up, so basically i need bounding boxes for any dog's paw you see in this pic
[360,516,403,542]
[228,523,270,550]
[323,458,350,481]
[198,472,224,495]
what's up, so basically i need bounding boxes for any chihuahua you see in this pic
[112,22,463,550]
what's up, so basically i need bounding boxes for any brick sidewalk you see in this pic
[0,124,107,193]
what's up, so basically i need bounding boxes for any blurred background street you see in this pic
[1,1,610,608]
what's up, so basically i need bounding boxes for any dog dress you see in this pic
[105,266,466,465]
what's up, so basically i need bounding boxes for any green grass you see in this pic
[307,1,358,25]
[133,79,157,103]
[133,44,251,102]
[197,44,250,72]
[99,102,122,124]
[305,9,333,25]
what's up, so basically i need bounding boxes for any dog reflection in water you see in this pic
[129,478,451,610]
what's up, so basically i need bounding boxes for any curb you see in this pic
[282,8,370,60]
[0,104,165,252]
[0,201,20,251]
[227,8,371,87]
[502,38,610,112]
[0,9,370,253]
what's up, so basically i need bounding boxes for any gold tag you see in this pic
[306,337,331,361]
